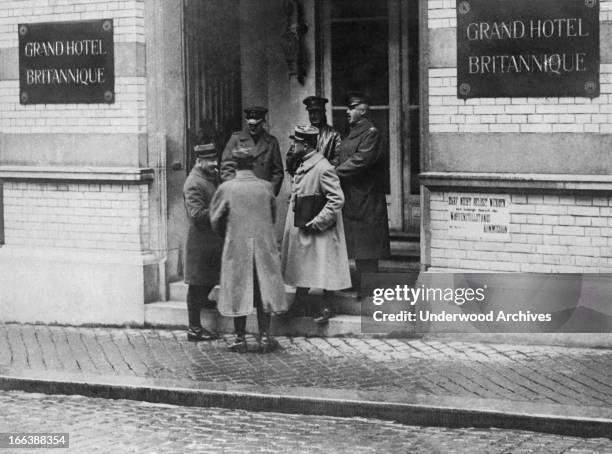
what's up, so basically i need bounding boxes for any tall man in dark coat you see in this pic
[182,144,223,341]
[220,106,284,196]
[336,93,390,294]
[286,96,342,176]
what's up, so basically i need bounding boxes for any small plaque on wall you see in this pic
[456,0,599,98]
[18,19,115,104]
[447,193,511,241]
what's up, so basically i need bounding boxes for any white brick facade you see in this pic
[0,0,160,324]
[428,0,612,29]
[0,78,146,134]
[2,181,149,251]
[0,0,145,47]
[0,0,146,134]
[429,66,612,134]
[428,0,612,133]
[429,192,612,272]
[425,0,612,273]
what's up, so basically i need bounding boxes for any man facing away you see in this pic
[210,147,288,353]
[220,106,284,196]
[335,92,391,296]
[286,96,342,176]
[281,126,351,324]
[182,144,223,341]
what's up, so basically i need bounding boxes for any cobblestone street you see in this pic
[1,390,611,454]
[1,324,611,407]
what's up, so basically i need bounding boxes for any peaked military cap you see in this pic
[193,143,217,159]
[289,125,319,147]
[346,91,370,108]
[302,96,329,111]
[244,106,268,124]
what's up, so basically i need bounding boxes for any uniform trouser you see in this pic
[187,284,213,329]
[355,259,379,292]
[296,287,334,314]
[234,265,271,336]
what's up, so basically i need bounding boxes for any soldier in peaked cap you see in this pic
[335,92,390,296]
[211,146,287,353]
[281,126,351,324]
[182,143,223,341]
[220,106,284,196]
[286,96,342,177]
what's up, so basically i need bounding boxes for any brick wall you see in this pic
[2,181,149,251]
[0,0,150,255]
[428,0,612,29]
[428,0,612,134]
[0,78,146,134]
[429,192,612,272]
[429,66,612,134]
[425,0,612,272]
[0,0,146,135]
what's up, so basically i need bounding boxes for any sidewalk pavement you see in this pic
[1,323,611,438]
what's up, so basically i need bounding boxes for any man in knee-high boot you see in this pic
[210,147,288,353]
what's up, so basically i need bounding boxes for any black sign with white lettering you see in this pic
[18,19,114,104]
[457,0,599,98]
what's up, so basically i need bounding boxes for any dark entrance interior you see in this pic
[183,0,243,172]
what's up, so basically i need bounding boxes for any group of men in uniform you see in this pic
[182,92,390,353]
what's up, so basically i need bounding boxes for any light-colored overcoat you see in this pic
[210,170,288,316]
[281,152,352,290]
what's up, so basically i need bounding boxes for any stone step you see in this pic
[389,236,420,259]
[169,283,366,316]
[168,257,422,303]
[144,301,410,337]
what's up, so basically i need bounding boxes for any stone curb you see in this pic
[1,370,611,439]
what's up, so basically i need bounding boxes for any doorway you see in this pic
[183,0,243,171]
[319,0,421,234]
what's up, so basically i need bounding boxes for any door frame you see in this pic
[320,0,404,231]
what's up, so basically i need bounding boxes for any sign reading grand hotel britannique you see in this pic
[457,0,599,98]
[18,19,114,104]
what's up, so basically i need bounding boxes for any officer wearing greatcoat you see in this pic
[281,126,351,323]
[335,92,390,294]
[182,144,223,341]
[220,106,284,196]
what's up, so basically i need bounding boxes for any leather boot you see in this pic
[228,334,247,353]
[186,301,217,341]
[314,293,334,324]
[258,332,278,353]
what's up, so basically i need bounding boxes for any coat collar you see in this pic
[193,166,217,183]
[238,129,272,158]
[348,118,373,139]
[235,169,257,180]
[295,152,324,174]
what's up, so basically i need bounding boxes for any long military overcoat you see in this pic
[335,118,390,260]
[182,167,223,286]
[281,152,352,291]
[210,170,288,316]
[220,130,284,196]
[317,123,342,166]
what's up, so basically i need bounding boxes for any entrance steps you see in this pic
[145,238,420,336]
